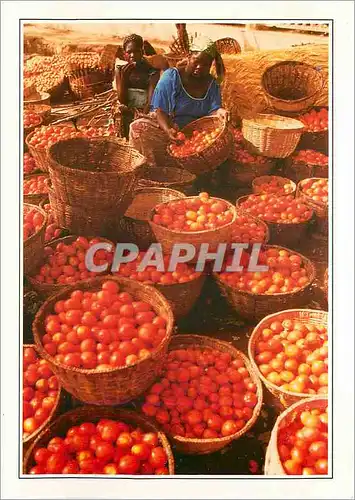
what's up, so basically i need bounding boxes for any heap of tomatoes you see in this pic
[23,175,48,196]
[292,150,328,167]
[299,108,328,133]
[169,127,222,158]
[152,192,234,232]
[238,194,313,224]
[24,153,40,175]
[24,111,42,129]
[23,346,59,439]
[29,419,169,475]
[299,178,328,205]
[41,280,168,370]
[33,236,113,285]
[28,125,115,150]
[114,252,201,285]
[254,177,295,196]
[142,347,258,439]
[230,214,267,244]
[254,317,328,395]
[23,205,45,241]
[41,202,65,242]
[217,247,311,294]
[232,139,268,165]
[232,128,244,144]
[278,405,328,475]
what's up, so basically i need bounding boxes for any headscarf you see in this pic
[189,35,225,84]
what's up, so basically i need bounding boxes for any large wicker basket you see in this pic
[149,196,237,259]
[23,406,175,475]
[167,116,233,175]
[252,175,296,197]
[226,158,275,187]
[242,114,304,158]
[296,178,328,235]
[23,173,49,206]
[264,397,328,475]
[248,309,328,408]
[213,245,316,322]
[24,203,47,276]
[32,276,174,406]
[119,187,185,250]
[159,335,263,455]
[261,61,324,115]
[137,166,196,195]
[68,69,113,100]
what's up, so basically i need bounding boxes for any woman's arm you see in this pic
[156,108,179,142]
[143,71,160,114]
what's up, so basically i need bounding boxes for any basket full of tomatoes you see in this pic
[23,406,174,475]
[23,173,49,206]
[252,176,296,197]
[142,335,263,455]
[167,116,233,175]
[39,199,69,243]
[24,203,47,276]
[32,277,174,406]
[24,110,43,141]
[297,107,328,155]
[296,178,328,235]
[284,149,328,183]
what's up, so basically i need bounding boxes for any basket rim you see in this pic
[23,203,48,248]
[233,210,271,245]
[297,178,328,208]
[25,124,76,151]
[32,275,174,375]
[24,91,51,104]
[139,165,197,184]
[213,244,316,298]
[252,175,297,194]
[22,344,62,444]
[248,308,328,400]
[261,60,325,104]
[164,334,263,446]
[149,195,237,236]
[242,113,305,132]
[124,187,186,222]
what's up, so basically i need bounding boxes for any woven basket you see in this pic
[32,276,174,405]
[119,187,185,250]
[27,235,114,299]
[226,158,274,187]
[236,195,313,247]
[23,173,49,206]
[24,115,43,142]
[167,116,233,175]
[137,166,197,195]
[24,92,51,106]
[68,69,112,100]
[160,335,263,455]
[23,406,175,475]
[262,61,324,115]
[165,53,186,68]
[24,204,47,276]
[284,158,328,183]
[22,344,62,453]
[297,130,328,156]
[252,176,296,197]
[48,137,144,213]
[213,245,316,322]
[230,212,270,247]
[296,178,328,235]
[242,114,304,158]
[264,397,328,475]
[215,37,241,55]
[248,309,328,408]
[149,196,237,259]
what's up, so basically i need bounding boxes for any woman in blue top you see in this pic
[129,37,229,167]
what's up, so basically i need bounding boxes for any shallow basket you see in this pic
[149,196,237,259]
[23,406,175,475]
[226,158,274,187]
[261,61,324,115]
[248,309,328,408]
[27,235,114,299]
[242,114,304,158]
[24,203,48,276]
[32,276,174,405]
[162,335,263,455]
[296,178,328,234]
[284,158,328,183]
[213,245,316,322]
[252,176,296,197]
[23,173,49,206]
[24,91,51,107]
[264,397,328,475]
[137,166,197,195]
[236,195,313,247]
[119,187,185,250]
[167,116,234,175]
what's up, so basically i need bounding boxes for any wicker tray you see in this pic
[24,203,48,276]
[137,166,197,195]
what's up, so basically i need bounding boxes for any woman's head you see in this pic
[123,34,144,63]
[186,51,214,79]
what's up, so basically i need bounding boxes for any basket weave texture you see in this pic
[226,158,274,187]
[137,166,196,195]
[24,203,47,276]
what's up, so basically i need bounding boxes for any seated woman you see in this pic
[112,34,161,138]
[129,37,229,167]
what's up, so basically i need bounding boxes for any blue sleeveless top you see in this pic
[150,68,222,129]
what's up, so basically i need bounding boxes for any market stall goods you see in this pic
[299,108,328,133]
[252,176,296,196]
[24,203,47,276]
[284,149,328,182]
[24,110,42,132]
[33,276,174,405]
[23,174,49,205]
[169,127,223,158]
[248,309,328,408]
[24,152,41,175]
[142,335,262,455]
[297,178,328,235]
[39,201,67,243]
[230,213,269,245]
[23,204,46,241]
[137,166,196,196]
[23,406,174,475]
[264,397,328,475]
[297,107,328,154]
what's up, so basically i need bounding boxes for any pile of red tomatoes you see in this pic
[24,153,40,175]
[24,111,42,128]
[238,194,313,224]
[28,124,115,150]
[254,177,294,196]
[41,202,65,242]
[299,108,328,133]
[23,205,45,241]
[292,150,328,167]
[300,178,328,205]
[169,127,222,158]
[230,214,267,244]
[23,175,48,196]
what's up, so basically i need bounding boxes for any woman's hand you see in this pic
[166,127,179,143]
[215,108,230,123]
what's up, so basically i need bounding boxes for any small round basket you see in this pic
[236,195,313,247]
[32,276,174,406]
[159,334,263,455]
[296,178,328,234]
[119,187,186,250]
[23,406,175,475]
[215,37,241,55]
[242,114,304,158]
[167,116,233,175]
[226,158,275,187]
[24,203,47,276]
[252,176,296,197]
[149,196,237,259]
[213,245,316,322]
[264,397,328,475]
[22,344,62,454]
[23,173,49,206]
[137,166,197,195]
[248,309,328,408]
[261,61,324,115]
